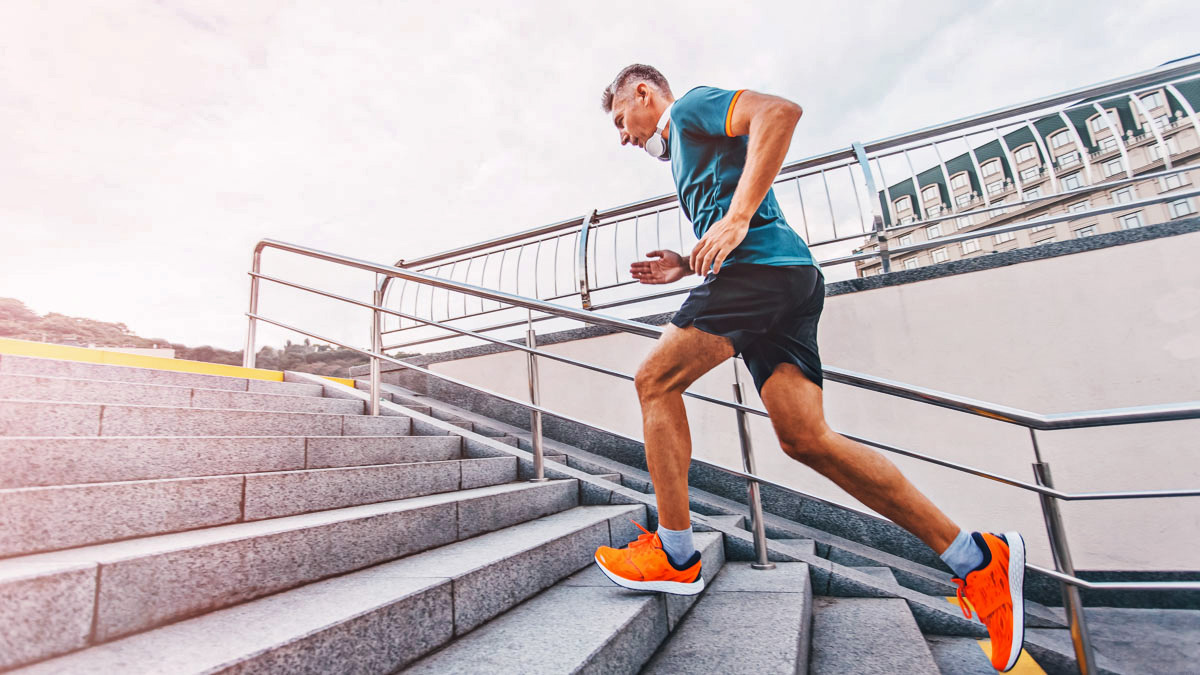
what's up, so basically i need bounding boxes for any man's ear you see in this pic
[636,82,650,103]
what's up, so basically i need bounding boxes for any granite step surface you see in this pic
[0,400,415,437]
[0,373,364,414]
[0,479,579,668]
[643,562,812,674]
[0,456,518,557]
[0,435,465,489]
[8,504,644,674]
[403,531,725,674]
[0,354,325,397]
[808,596,940,674]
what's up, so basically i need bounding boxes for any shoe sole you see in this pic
[1002,531,1026,672]
[593,556,706,596]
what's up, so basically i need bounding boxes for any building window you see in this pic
[1170,198,1195,218]
[894,195,912,212]
[1160,173,1187,191]
[962,238,980,253]
[1103,158,1124,177]
[927,204,946,217]
[1098,136,1119,153]
[926,224,942,239]
[1030,216,1053,233]
[994,231,1016,244]
[1068,200,1090,213]
[1120,212,1144,229]
[1074,225,1097,238]
[903,257,919,270]
[1149,138,1181,161]
[922,185,940,202]
[1023,187,1042,201]
[955,193,973,207]
[1050,131,1070,148]
[1061,173,1083,191]
[898,234,913,247]
[931,247,949,263]
[982,160,1001,177]
[1141,91,1163,109]
[1112,186,1134,204]
[986,180,1005,194]
[956,215,973,229]
[1034,236,1056,245]
[899,216,917,225]
[1154,115,1171,130]
[1019,166,1042,181]
[1056,151,1080,168]
[1015,145,1038,163]
[951,173,969,189]
[1089,115,1108,134]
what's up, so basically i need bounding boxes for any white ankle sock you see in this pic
[656,524,696,567]
[940,530,985,578]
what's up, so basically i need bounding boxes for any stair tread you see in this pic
[407,532,724,673]
[643,563,812,675]
[13,505,640,675]
[809,597,939,673]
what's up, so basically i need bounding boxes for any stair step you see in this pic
[10,504,644,674]
[593,472,622,483]
[925,635,999,674]
[0,354,324,396]
[0,373,363,414]
[809,597,939,673]
[404,531,725,674]
[0,457,519,556]
[0,400,414,437]
[0,435,463,489]
[643,562,812,674]
[852,566,899,586]
[0,480,579,667]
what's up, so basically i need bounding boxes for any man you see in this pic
[591,64,1027,672]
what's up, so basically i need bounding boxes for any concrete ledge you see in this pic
[0,562,96,670]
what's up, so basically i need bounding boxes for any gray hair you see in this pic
[601,64,672,113]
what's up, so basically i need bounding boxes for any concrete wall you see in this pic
[422,227,1200,571]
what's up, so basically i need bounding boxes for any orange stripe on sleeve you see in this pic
[725,89,746,137]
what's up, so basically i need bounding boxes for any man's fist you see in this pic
[630,249,690,285]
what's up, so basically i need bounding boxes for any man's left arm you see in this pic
[690,91,803,276]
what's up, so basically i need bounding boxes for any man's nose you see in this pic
[620,131,630,146]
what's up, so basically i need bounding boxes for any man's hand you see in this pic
[630,249,690,284]
[690,214,750,276]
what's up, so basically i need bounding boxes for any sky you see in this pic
[1,0,1198,351]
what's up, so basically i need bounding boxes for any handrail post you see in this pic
[852,141,891,274]
[733,366,775,570]
[527,311,548,482]
[243,248,262,368]
[577,210,597,310]
[1030,429,1095,674]
[369,285,383,416]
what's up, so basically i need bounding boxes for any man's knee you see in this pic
[778,424,833,465]
[634,361,682,401]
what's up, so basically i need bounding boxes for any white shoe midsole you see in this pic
[594,556,706,596]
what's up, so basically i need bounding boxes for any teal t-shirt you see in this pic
[668,86,815,270]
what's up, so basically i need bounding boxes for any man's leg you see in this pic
[634,323,735,531]
[758,362,959,553]
[759,362,1027,672]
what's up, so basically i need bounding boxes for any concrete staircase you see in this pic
[3,353,1193,673]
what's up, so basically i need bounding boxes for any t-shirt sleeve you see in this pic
[672,87,745,138]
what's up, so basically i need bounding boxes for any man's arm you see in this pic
[689,91,803,275]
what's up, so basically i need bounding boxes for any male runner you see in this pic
[592,64,1027,672]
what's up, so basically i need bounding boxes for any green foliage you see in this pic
[0,298,403,377]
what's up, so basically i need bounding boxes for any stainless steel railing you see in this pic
[246,236,1199,674]
[376,57,1200,354]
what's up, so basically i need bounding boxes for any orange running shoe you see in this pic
[953,532,1026,672]
[594,521,705,595]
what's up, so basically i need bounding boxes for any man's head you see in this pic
[601,64,673,149]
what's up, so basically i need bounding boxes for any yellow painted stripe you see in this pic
[946,597,1045,673]
[325,375,357,387]
[725,89,746,137]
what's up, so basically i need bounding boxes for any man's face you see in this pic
[610,84,659,149]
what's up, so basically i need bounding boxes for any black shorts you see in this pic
[670,263,824,393]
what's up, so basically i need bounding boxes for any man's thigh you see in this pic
[638,324,736,392]
[758,362,829,444]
